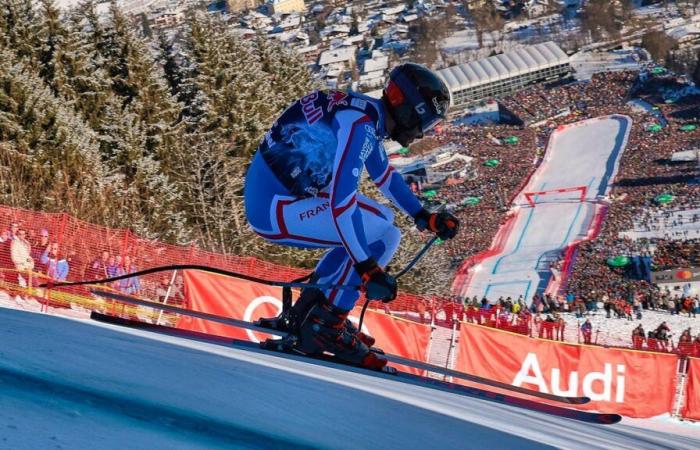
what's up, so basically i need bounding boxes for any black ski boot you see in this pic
[296,297,388,370]
[255,286,323,335]
[256,274,383,356]
[344,318,383,353]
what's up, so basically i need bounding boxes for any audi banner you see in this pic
[455,322,678,418]
[682,357,700,421]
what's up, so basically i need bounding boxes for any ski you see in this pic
[90,311,621,425]
[90,289,589,405]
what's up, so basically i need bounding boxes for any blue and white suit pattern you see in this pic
[244,90,423,310]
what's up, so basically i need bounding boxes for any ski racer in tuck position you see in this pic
[244,63,459,370]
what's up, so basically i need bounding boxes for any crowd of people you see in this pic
[0,224,74,288]
[396,69,700,354]
[631,321,700,356]
[424,123,539,269]
[424,292,700,355]
[0,223,157,302]
[564,72,699,300]
[432,70,699,307]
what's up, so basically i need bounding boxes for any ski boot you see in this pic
[344,318,383,354]
[295,297,388,371]
[255,285,323,335]
[255,276,382,352]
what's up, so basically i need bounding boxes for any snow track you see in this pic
[1,307,698,449]
[463,116,632,303]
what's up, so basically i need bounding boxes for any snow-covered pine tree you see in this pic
[155,31,185,99]
[0,47,107,221]
[48,2,114,131]
[35,0,67,86]
[253,31,316,114]
[0,0,40,62]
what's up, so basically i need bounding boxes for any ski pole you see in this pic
[42,237,439,293]
[358,236,439,332]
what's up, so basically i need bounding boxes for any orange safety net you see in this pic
[0,205,447,324]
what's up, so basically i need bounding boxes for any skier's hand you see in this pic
[414,208,459,240]
[355,257,397,303]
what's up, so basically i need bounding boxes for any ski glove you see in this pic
[414,208,460,240]
[354,257,397,303]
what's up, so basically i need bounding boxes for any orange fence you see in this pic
[0,205,448,320]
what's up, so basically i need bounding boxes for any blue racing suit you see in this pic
[244,90,423,310]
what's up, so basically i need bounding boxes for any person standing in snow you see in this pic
[244,64,459,369]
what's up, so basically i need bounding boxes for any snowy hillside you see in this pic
[1,306,699,449]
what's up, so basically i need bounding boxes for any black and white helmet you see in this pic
[383,63,451,146]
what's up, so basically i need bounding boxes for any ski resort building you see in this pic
[438,42,572,110]
[391,145,474,185]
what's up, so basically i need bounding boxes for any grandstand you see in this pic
[438,41,572,110]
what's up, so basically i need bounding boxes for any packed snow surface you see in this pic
[1,306,698,449]
[463,116,631,304]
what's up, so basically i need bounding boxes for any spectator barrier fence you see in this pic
[0,205,447,320]
[682,357,700,421]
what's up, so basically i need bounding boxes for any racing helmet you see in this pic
[382,63,451,146]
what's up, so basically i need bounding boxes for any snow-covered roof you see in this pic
[381,5,405,15]
[343,35,365,45]
[437,42,569,93]
[666,24,700,41]
[318,46,357,66]
[362,53,389,73]
[277,15,301,29]
[321,24,351,35]
[234,28,257,37]
[296,44,319,54]
[360,70,385,82]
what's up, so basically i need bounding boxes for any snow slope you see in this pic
[1,306,698,449]
[463,116,631,304]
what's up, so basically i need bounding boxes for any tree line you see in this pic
[0,0,312,253]
[0,0,453,296]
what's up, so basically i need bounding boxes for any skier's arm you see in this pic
[329,110,374,263]
[364,137,422,218]
[366,142,460,240]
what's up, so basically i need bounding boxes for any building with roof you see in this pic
[269,0,305,14]
[437,42,572,109]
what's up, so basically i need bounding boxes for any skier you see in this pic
[244,63,459,369]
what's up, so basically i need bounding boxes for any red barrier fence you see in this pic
[455,322,679,418]
[682,357,700,421]
[0,205,445,319]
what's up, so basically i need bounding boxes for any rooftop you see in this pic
[437,41,570,93]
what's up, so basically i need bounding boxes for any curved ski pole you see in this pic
[43,237,438,293]
[358,236,438,331]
